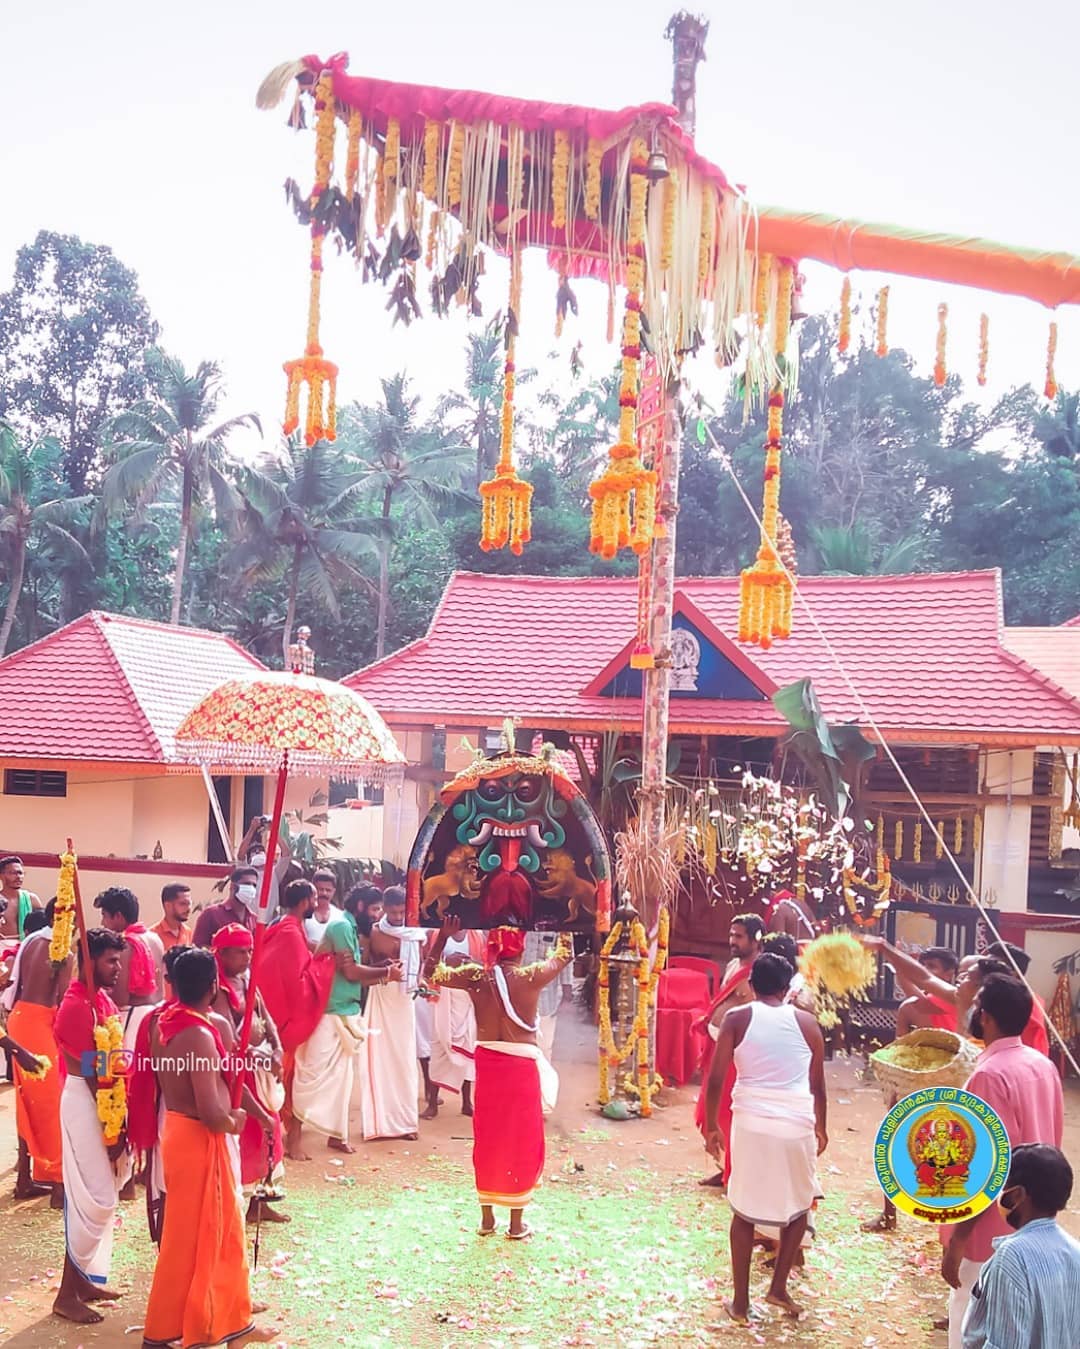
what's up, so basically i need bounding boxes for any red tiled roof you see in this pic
[1002,627,1080,702]
[345,570,1080,746]
[0,612,265,765]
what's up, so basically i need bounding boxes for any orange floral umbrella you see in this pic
[174,670,404,1104]
[174,670,405,780]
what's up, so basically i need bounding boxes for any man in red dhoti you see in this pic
[141,946,276,1348]
[694,913,764,1188]
[258,882,335,1162]
[424,919,571,1239]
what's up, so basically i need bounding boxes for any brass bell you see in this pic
[646,149,670,182]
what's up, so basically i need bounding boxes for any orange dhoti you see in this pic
[8,1001,62,1184]
[142,1112,252,1349]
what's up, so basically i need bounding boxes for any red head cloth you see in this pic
[486,927,526,967]
[212,923,253,1014]
[212,924,254,952]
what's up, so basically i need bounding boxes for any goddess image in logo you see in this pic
[908,1105,976,1198]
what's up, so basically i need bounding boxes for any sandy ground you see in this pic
[2,1007,1078,1349]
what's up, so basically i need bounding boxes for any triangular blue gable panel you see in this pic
[598,616,767,701]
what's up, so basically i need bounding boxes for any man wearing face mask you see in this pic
[941,975,1064,1349]
[962,1144,1080,1349]
[193,869,259,949]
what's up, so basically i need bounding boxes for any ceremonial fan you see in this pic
[174,669,405,1103]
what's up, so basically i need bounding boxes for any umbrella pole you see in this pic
[230,753,290,1107]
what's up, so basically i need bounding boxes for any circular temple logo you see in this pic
[873,1086,1010,1223]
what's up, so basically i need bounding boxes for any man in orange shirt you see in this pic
[150,885,193,953]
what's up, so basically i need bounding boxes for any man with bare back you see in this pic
[424,917,572,1240]
[3,898,71,1204]
[141,947,275,1348]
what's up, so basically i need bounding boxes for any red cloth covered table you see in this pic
[656,968,712,1086]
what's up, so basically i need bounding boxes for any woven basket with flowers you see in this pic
[870,1027,980,1096]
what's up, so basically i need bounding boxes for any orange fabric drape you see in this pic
[8,1002,63,1184]
[755,207,1080,309]
[142,1112,252,1349]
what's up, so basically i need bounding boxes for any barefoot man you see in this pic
[423,927,485,1120]
[293,880,400,1153]
[51,928,129,1327]
[259,880,334,1162]
[425,918,572,1239]
[141,947,275,1348]
[361,886,424,1142]
[3,899,71,1204]
[704,951,827,1325]
[694,912,764,1187]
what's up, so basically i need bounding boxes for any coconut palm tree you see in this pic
[341,374,471,659]
[228,438,384,666]
[99,350,260,625]
[436,320,503,488]
[0,422,91,655]
[809,521,925,576]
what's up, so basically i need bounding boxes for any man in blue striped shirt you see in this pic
[962,1144,1080,1349]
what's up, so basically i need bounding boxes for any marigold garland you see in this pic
[1045,321,1058,399]
[22,1054,52,1081]
[597,909,669,1115]
[973,811,984,855]
[935,821,945,860]
[954,816,963,855]
[977,313,989,387]
[894,818,903,858]
[934,303,948,387]
[698,193,714,287]
[446,121,463,208]
[422,118,440,200]
[552,129,571,231]
[913,821,923,864]
[479,255,532,555]
[875,286,890,357]
[588,138,657,560]
[93,1013,127,1144]
[344,109,362,203]
[283,70,339,445]
[738,260,795,649]
[660,169,678,271]
[50,849,77,965]
[584,137,603,221]
[755,254,773,330]
[838,276,852,353]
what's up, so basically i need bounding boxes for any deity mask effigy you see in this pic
[407,744,611,933]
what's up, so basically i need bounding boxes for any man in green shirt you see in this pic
[291,881,401,1154]
[0,856,42,940]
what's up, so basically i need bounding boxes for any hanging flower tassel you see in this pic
[875,286,890,357]
[588,139,657,560]
[50,848,77,965]
[977,313,989,387]
[584,137,603,221]
[552,129,570,231]
[1045,321,1058,400]
[422,118,440,199]
[738,261,795,649]
[282,71,339,445]
[934,302,948,387]
[479,255,532,556]
[838,276,852,353]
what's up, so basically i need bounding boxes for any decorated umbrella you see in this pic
[174,669,405,1102]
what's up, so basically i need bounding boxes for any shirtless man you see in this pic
[0,855,42,940]
[766,889,818,944]
[4,901,72,1204]
[424,918,572,1240]
[141,948,275,1347]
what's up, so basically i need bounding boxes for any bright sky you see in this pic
[3,1,1077,456]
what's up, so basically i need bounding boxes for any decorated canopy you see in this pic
[258,53,1080,652]
[174,669,405,780]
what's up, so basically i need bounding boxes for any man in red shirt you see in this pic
[51,929,128,1328]
[940,975,1064,1349]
